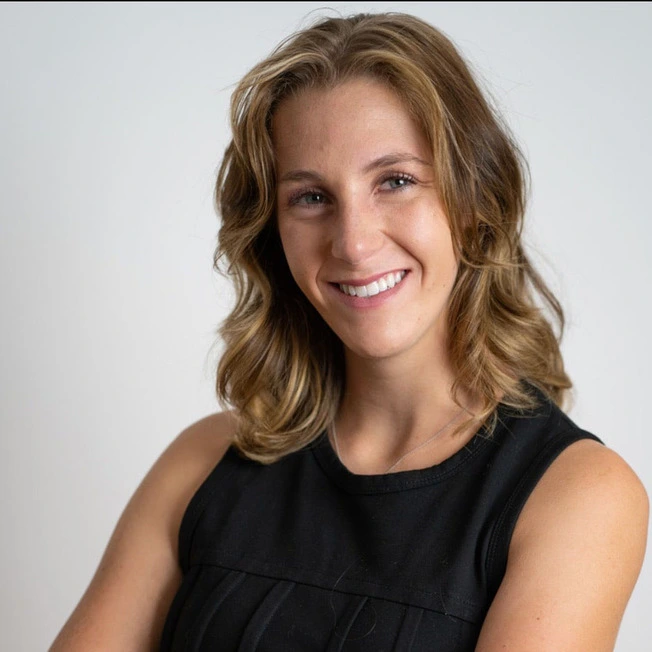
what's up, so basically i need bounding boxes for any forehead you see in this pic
[271,78,430,171]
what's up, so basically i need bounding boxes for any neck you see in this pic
[334,341,479,474]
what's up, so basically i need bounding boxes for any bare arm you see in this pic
[476,439,648,651]
[49,411,235,651]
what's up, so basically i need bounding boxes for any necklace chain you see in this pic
[330,408,466,474]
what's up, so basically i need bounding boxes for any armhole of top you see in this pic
[486,429,604,596]
[177,447,236,573]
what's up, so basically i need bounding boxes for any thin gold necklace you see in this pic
[330,408,466,474]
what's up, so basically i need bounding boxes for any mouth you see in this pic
[336,270,407,298]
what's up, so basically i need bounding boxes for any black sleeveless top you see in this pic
[160,393,602,651]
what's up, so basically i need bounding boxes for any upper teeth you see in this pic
[339,271,406,298]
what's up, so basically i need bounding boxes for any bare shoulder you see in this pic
[141,409,237,548]
[49,410,237,651]
[173,409,238,453]
[514,439,649,548]
[477,438,649,651]
[157,410,238,504]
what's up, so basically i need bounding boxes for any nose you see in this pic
[330,198,384,266]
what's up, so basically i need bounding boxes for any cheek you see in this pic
[406,212,457,285]
[278,225,315,290]
[439,229,459,278]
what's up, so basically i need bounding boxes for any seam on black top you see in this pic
[312,432,496,495]
[184,560,482,625]
[177,450,239,572]
[189,547,481,612]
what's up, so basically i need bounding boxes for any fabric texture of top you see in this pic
[160,389,602,651]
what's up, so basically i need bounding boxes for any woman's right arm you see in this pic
[49,411,236,651]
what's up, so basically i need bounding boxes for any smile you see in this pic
[338,271,407,298]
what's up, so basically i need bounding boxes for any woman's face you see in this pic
[273,78,458,364]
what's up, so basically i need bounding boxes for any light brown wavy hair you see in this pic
[214,12,572,464]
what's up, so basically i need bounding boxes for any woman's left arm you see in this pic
[476,439,649,651]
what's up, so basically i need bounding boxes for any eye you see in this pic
[380,173,416,191]
[288,189,327,207]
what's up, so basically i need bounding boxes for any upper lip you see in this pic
[330,269,407,286]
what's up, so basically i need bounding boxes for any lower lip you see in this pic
[329,273,409,308]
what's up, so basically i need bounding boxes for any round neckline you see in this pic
[312,406,507,495]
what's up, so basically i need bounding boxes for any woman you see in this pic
[51,12,648,651]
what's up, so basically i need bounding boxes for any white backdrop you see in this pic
[1,2,650,650]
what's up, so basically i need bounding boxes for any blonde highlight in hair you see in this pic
[214,12,571,463]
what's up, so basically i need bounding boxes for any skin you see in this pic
[50,78,648,650]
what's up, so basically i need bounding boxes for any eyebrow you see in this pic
[363,152,432,173]
[278,152,433,184]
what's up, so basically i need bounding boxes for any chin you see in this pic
[339,323,446,364]
[342,337,412,362]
